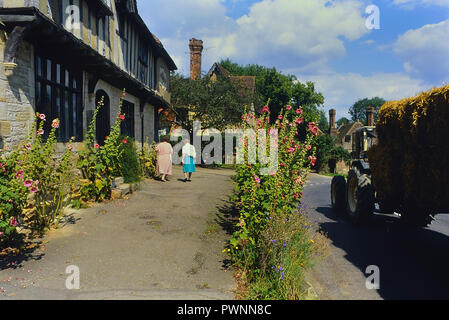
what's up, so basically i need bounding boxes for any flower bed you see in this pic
[0,91,157,249]
[229,104,328,300]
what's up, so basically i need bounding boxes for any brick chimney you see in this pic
[366,106,375,126]
[329,109,337,137]
[189,38,203,80]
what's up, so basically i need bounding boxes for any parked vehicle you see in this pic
[331,85,449,227]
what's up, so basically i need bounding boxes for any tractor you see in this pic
[331,126,379,224]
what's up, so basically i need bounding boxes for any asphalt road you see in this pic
[303,173,449,300]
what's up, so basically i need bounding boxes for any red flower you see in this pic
[94,144,100,149]
[308,156,317,167]
[120,114,125,121]
[123,138,128,144]
[296,108,303,115]
[296,118,303,125]
[9,217,18,227]
[286,105,292,111]
[261,105,270,114]
[278,115,283,120]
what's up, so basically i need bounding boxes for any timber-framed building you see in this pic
[0,0,176,149]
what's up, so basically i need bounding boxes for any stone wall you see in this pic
[0,38,35,151]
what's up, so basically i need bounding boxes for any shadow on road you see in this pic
[315,206,449,299]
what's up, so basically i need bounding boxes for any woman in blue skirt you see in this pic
[182,139,196,182]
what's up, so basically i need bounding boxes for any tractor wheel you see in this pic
[331,176,347,213]
[346,169,375,224]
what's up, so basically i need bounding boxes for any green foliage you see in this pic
[229,103,324,299]
[349,97,386,125]
[314,135,351,173]
[318,110,329,133]
[76,92,126,204]
[15,116,75,231]
[139,142,158,179]
[219,59,325,123]
[170,73,251,132]
[337,117,350,127]
[119,136,141,183]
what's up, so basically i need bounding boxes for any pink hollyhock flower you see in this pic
[39,114,46,121]
[296,109,303,115]
[308,156,317,167]
[24,180,33,188]
[94,144,100,149]
[120,114,125,121]
[123,138,128,144]
[280,163,286,168]
[68,144,73,150]
[295,177,302,184]
[51,119,60,129]
[254,174,261,184]
[16,170,23,179]
[307,145,312,151]
[287,147,295,153]
[261,105,270,114]
[9,217,18,227]
[286,105,292,111]
[278,115,283,120]
[30,187,38,193]
[296,118,303,125]
[308,122,319,136]
[25,144,32,150]
[37,129,44,136]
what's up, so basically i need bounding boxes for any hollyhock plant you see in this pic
[230,103,318,256]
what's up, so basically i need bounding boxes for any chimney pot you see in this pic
[329,109,337,137]
[189,38,203,80]
[366,106,375,126]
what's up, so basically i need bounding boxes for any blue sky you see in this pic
[138,0,449,119]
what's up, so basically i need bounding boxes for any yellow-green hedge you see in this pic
[368,84,449,213]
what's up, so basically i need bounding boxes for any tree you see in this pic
[318,110,329,133]
[219,59,325,123]
[314,134,351,173]
[349,97,386,125]
[170,73,252,133]
[337,117,350,127]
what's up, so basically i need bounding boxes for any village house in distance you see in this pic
[0,0,177,150]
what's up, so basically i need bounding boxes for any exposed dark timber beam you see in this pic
[0,15,35,23]
[4,25,32,63]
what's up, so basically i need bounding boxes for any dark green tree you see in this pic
[337,117,351,127]
[313,134,351,173]
[170,73,252,133]
[349,97,386,125]
[219,59,325,123]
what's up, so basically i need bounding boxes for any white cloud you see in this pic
[140,0,370,75]
[392,0,449,8]
[393,19,449,84]
[301,72,429,118]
